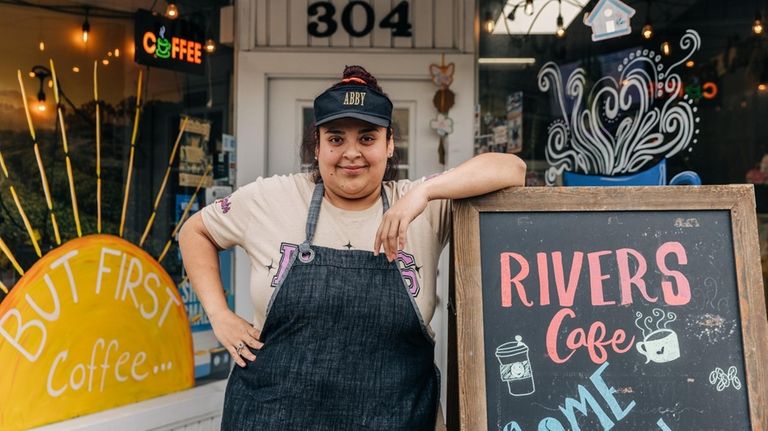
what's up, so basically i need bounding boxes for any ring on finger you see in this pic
[235,342,245,355]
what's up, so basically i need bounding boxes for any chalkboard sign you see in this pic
[453,186,768,430]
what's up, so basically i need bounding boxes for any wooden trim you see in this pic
[453,185,768,431]
[454,197,487,430]
[732,188,768,430]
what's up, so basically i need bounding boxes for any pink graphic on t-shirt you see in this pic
[396,250,421,297]
[217,196,232,214]
[271,242,299,287]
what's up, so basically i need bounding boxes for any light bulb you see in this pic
[82,17,90,43]
[754,19,764,35]
[114,48,120,57]
[36,102,46,112]
[72,66,80,73]
[642,24,653,39]
[661,41,671,56]
[555,15,565,38]
[205,38,216,53]
[484,12,494,34]
[166,2,179,19]
[39,41,45,51]
[102,59,109,65]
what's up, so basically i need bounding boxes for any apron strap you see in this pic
[299,182,389,262]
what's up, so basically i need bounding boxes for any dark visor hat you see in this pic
[313,83,393,128]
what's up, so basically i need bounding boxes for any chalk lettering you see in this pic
[500,252,533,307]
[546,308,634,364]
[656,241,691,305]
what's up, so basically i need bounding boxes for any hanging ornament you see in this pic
[429,62,455,88]
[428,54,456,165]
[583,0,636,42]
[433,88,455,113]
[430,113,454,164]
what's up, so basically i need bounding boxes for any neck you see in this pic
[323,184,381,211]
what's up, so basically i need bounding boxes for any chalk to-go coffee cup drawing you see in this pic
[634,309,681,364]
[495,335,535,396]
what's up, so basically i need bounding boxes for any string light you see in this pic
[555,0,565,38]
[72,66,80,73]
[685,60,695,68]
[484,12,495,34]
[114,48,120,57]
[166,1,179,19]
[102,59,109,66]
[204,38,217,53]
[39,41,45,51]
[31,65,50,113]
[82,9,90,43]
[661,41,671,56]
[753,11,764,35]
[642,0,653,39]
[642,24,653,39]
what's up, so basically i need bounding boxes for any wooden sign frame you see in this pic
[453,185,768,430]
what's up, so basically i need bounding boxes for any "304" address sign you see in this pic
[307,1,412,38]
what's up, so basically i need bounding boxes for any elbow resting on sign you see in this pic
[499,241,692,308]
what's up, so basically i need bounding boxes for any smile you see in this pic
[338,165,367,174]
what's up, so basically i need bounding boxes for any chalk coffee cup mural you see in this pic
[495,335,535,396]
[635,309,681,364]
[538,30,703,187]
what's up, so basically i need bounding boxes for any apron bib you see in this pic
[221,183,439,430]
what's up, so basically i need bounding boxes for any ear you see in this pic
[387,133,395,156]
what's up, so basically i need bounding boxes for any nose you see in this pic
[342,142,362,159]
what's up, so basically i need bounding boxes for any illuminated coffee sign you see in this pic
[134,9,205,75]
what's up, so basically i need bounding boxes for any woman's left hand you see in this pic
[374,184,429,261]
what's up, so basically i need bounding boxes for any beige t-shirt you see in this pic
[201,173,451,336]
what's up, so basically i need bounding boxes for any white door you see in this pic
[267,77,441,179]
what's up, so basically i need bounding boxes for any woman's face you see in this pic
[316,117,394,204]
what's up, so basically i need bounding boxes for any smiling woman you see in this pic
[179,64,526,430]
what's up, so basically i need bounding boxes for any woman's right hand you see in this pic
[209,310,263,367]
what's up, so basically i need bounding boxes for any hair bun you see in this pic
[342,65,382,92]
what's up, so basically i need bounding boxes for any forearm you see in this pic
[178,213,231,320]
[422,152,526,200]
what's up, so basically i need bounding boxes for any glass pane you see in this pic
[301,106,315,170]
[391,108,409,175]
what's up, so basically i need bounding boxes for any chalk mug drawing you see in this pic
[636,328,680,364]
[496,335,535,396]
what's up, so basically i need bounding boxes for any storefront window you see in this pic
[478,0,768,290]
[0,2,233,382]
[479,0,768,185]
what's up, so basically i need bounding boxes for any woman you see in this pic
[179,65,526,430]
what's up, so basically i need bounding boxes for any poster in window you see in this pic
[506,92,523,154]
[179,116,213,187]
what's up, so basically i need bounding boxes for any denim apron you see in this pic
[221,182,439,430]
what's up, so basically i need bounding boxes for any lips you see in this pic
[339,165,367,174]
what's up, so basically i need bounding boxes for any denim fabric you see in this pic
[221,184,438,430]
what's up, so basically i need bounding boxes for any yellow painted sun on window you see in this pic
[0,60,208,430]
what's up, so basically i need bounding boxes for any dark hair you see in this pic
[301,65,399,183]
